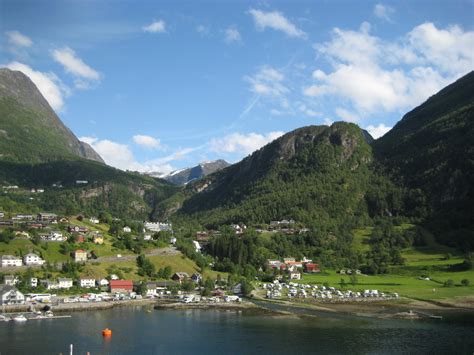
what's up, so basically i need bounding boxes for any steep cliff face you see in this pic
[0,68,104,163]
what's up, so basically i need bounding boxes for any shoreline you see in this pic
[3,296,473,320]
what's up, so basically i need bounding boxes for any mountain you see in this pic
[0,68,178,219]
[162,160,230,185]
[0,68,103,163]
[373,71,474,247]
[167,72,473,249]
[171,123,379,228]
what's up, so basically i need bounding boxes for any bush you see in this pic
[461,279,470,287]
[443,279,454,288]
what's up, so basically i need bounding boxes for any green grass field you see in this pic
[297,226,474,302]
[80,253,225,280]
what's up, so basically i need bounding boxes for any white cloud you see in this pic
[133,134,162,149]
[5,30,32,47]
[248,8,307,39]
[5,61,68,111]
[407,22,474,76]
[210,131,284,155]
[305,22,474,117]
[298,104,320,117]
[142,20,166,33]
[245,66,288,97]
[52,47,100,88]
[79,136,187,174]
[374,4,395,22]
[365,123,392,138]
[335,108,359,123]
[225,27,242,43]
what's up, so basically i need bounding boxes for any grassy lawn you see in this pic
[337,224,474,301]
[299,269,473,301]
[79,253,226,281]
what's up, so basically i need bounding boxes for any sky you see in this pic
[1,0,473,174]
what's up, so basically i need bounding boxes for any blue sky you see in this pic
[1,0,473,174]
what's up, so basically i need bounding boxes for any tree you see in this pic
[136,281,147,296]
[443,279,454,288]
[136,254,155,277]
[339,278,346,289]
[461,279,470,287]
[349,273,358,286]
[240,278,254,296]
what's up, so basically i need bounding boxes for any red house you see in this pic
[109,280,133,293]
[304,263,320,273]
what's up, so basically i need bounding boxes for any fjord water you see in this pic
[1,307,473,354]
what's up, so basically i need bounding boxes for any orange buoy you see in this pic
[102,328,112,337]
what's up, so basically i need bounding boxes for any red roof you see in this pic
[75,249,86,253]
[110,280,133,287]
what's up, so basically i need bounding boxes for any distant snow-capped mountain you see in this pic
[148,160,230,185]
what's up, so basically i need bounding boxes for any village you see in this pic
[1,209,407,319]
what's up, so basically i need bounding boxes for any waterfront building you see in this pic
[109,280,133,293]
[79,278,96,288]
[0,285,25,305]
[58,278,73,289]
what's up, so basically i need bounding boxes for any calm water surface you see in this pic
[0,306,473,354]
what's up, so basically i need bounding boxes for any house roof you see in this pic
[0,285,20,294]
[110,280,133,287]
[58,278,72,282]
[75,249,87,253]
[1,255,21,260]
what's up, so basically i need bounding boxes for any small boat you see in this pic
[102,328,112,337]
[45,311,54,317]
[12,315,28,322]
[0,315,11,322]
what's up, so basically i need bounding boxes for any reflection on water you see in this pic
[0,306,473,354]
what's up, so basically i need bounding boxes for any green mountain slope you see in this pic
[0,68,103,163]
[170,72,473,251]
[0,68,179,219]
[175,122,384,228]
[373,71,474,248]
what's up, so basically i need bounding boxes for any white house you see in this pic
[58,278,73,289]
[123,226,132,233]
[289,271,301,280]
[96,279,109,287]
[146,282,158,297]
[4,275,19,286]
[40,279,59,290]
[30,277,38,288]
[193,241,201,253]
[89,217,100,224]
[23,253,45,266]
[79,278,96,288]
[144,221,172,232]
[170,237,177,244]
[1,255,23,267]
[144,234,152,241]
[0,285,25,305]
